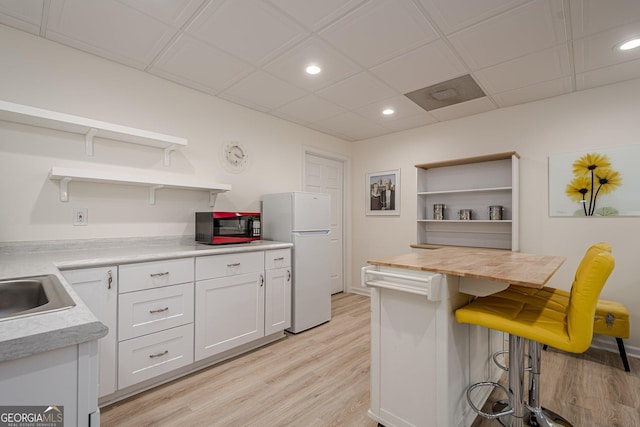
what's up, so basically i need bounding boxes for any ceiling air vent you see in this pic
[404,74,486,111]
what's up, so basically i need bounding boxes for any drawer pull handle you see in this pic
[149,307,169,314]
[273,257,285,261]
[107,270,113,289]
[227,262,241,267]
[149,350,168,359]
[150,272,169,277]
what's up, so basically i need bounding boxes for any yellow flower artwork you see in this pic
[565,152,622,216]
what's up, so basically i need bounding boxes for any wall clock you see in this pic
[223,141,248,172]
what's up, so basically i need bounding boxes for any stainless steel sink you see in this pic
[0,275,76,320]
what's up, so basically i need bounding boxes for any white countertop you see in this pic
[0,237,293,363]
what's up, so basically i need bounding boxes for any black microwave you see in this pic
[195,212,261,245]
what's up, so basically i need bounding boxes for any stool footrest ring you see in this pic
[466,381,514,419]
[492,350,533,372]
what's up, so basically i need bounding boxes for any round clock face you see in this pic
[223,142,248,172]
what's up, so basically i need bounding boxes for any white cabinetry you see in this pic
[62,266,118,398]
[415,152,519,250]
[195,252,265,361]
[117,258,195,389]
[264,249,292,335]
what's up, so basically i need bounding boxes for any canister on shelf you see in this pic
[433,204,445,220]
[488,205,504,220]
[458,209,472,220]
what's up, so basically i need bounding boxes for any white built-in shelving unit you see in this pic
[414,152,520,251]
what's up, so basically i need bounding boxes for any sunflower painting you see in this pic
[549,146,640,217]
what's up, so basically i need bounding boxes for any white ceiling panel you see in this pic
[573,21,640,73]
[186,0,307,65]
[474,44,571,93]
[447,0,566,70]
[416,0,530,35]
[4,0,640,141]
[570,0,640,39]
[319,0,439,68]
[317,72,396,110]
[263,36,361,92]
[0,0,44,34]
[267,0,365,31]
[46,0,177,69]
[219,70,307,111]
[274,94,347,123]
[150,34,254,94]
[370,40,468,94]
[429,97,496,121]
[491,76,573,107]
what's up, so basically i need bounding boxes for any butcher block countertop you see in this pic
[367,247,566,288]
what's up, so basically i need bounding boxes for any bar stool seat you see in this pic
[455,249,615,427]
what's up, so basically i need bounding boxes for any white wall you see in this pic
[352,79,640,354]
[0,25,351,241]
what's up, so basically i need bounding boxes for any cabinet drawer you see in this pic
[119,258,193,293]
[118,324,194,389]
[196,252,264,280]
[265,249,291,270]
[119,283,194,341]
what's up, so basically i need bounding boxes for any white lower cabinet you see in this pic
[62,266,118,398]
[195,272,265,361]
[118,324,194,389]
[264,250,291,335]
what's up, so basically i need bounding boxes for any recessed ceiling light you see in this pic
[618,37,640,51]
[382,108,395,116]
[305,64,321,75]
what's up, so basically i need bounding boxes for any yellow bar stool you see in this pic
[455,249,615,427]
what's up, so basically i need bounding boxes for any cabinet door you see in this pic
[265,267,291,335]
[62,267,118,397]
[195,272,265,361]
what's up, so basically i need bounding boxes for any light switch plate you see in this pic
[73,208,88,226]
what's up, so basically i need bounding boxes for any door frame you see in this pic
[301,146,352,294]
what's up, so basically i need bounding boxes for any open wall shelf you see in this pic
[49,167,231,206]
[0,100,187,166]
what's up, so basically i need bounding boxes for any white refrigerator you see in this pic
[262,192,331,333]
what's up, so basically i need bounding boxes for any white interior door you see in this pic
[304,153,344,294]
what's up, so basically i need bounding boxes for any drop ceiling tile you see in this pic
[416,0,530,35]
[313,111,391,140]
[219,70,307,111]
[382,112,438,132]
[428,97,495,121]
[316,72,396,110]
[267,0,365,31]
[150,34,254,94]
[354,95,428,123]
[117,0,206,28]
[576,60,640,90]
[46,0,178,69]
[570,0,640,38]
[0,0,44,34]
[370,40,468,94]
[474,44,571,93]
[274,94,347,123]
[269,109,312,126]
[447,0,566,70]
[319,0,439,68]
[573,21,640,73]
[491,76,572,107]
[263,36,361,92]
[186,0,308,65]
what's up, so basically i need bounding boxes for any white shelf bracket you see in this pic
[149,185,164,205]
[209,191,219,207]
[59,177,72,202]
[163,145,177,166]
[85,128,98,156]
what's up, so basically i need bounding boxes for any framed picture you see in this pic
[366,169,400,215]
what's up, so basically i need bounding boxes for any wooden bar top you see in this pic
[367,247,566,288]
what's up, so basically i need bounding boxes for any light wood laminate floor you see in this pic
[102,293,639,427]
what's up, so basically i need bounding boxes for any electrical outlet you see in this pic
[73,208,88,226]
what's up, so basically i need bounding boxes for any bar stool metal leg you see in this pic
[494,335,526,427]
[525,340,572,427]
